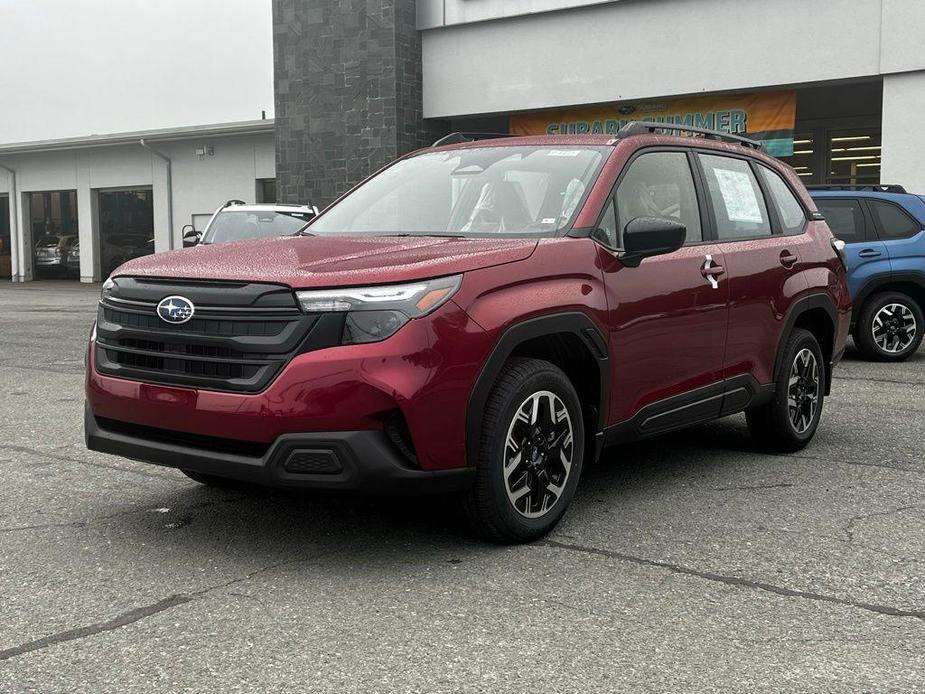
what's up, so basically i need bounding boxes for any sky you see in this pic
[0,0,274,144]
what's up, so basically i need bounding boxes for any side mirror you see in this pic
[619,216,686,268]
[182,224,201,247]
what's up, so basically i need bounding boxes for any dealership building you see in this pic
[3,0,924,282]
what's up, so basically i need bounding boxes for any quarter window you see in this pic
[699,154,771,240]
[614,152,702,247]
[758,165,806,234]
[595,199,618,248]
[814,199,866,244]
[868,200,922,240]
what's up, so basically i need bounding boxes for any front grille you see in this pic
[94,277,339,393]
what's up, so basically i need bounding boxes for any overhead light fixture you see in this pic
[855,163,882,168]
[793,166,809,171]
[793,139,812,145]
[831,155,880,161]
[793,150,813,155]
[831,136,871,142]
[797,172,813,177]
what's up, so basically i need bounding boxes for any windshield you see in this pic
[202,210,312,244]
[309,146,608,236]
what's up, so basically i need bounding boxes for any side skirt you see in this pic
[603,374,775,447]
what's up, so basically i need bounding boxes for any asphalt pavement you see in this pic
[0,281,922,693]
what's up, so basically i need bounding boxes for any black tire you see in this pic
[463,358,585,544]
[746,328,825,452]
[853,291,924,362]
[181,469,253,489]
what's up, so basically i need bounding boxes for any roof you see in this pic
[810,189,925,224]
[0,119,275,155]
[220,203,314,212]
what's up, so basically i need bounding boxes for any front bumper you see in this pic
[85,404,474,494]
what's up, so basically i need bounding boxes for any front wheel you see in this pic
[464,358,585,544]
[854,292,923,362]
[747,328,825,452]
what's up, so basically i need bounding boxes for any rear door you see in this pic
[814,196,887,299]
[696,153,810,387]
[865,197,925,278]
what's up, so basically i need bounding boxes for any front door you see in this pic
[595,149,730,434]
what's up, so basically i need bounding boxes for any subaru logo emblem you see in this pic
[157,295,195,324]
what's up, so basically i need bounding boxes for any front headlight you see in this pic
[296,275,461,344]
[100,277,115,299]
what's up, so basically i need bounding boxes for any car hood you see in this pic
[113,234,538,288]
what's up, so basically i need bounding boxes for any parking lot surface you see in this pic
[0,281,923,693]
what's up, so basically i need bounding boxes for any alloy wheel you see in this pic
[872,303,917,354]
[788,348,819,434]
[503,390,574,519]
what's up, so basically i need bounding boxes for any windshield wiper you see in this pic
[291,223,315,237]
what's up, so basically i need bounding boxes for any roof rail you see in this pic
[431,132,511,147]
[618,121,764,151]
[806,184,908,194]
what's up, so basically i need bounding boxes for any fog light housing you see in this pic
[343,310,409,344]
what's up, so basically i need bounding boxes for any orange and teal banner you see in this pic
[510,90,797,157]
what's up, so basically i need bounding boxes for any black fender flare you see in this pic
[465,312,610,467]
[773,293,838,393]
[853,271,925,317]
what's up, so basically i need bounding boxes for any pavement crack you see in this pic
[539,539,925,622]
[0,549,336,661]
[833,375,925,387]
[842,505,922,544]
[774,451,924,476]
[0,595,192,661]
[0,443,182,481]
[713,483,794,492]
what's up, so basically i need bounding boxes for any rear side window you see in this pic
[614,151,702,247]
[868,200,922,240]
[815,199,866,244]
[699,154,771,240]
[757,166,806,234]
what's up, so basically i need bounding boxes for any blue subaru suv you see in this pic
[810,185,925,361]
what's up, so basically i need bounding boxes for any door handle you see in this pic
[858,248,882,258]
[779,250,798,268]
[701,254,725,289]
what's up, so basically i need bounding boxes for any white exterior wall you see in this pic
[881,71,925,194]
[0,131,276,282]
[421,0,925,118]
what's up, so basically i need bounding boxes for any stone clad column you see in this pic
[273,0,441,207]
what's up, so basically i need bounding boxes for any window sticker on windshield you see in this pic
[714,169,763,223]
[541,218,557,225]
[547,150,582,157]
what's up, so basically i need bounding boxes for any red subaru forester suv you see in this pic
[86,123,851,543]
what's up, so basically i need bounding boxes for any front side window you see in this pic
[202,210,313,245]
[758,165,806,234]
[868,200,922,240]
[699,154,771,240]
[815,199,866,244]
[614,152,702,247]
[308,146,607,237]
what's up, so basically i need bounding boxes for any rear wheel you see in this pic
[464,358,585,544]
[746,328,825,452]
[854,292,923,362]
